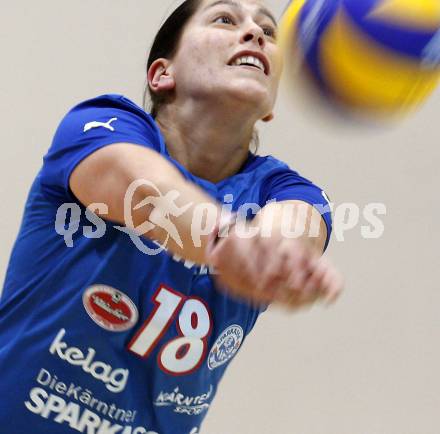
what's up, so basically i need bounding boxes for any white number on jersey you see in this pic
[128,286,212,375]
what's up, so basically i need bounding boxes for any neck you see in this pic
[155,99,258,183]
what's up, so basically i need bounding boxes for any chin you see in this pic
[223,80,272,110]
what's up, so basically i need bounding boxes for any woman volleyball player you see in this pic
[0,1,343,433]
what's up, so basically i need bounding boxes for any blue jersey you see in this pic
[0,95,332,434]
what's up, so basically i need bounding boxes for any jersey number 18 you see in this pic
[128,286,212,375]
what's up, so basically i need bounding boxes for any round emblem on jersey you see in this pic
[207,325,244,370]
[82,285,138,332]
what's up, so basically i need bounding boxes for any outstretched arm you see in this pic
[70,142,221,264]
[70,143,342,308]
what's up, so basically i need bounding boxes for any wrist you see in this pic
[205,212,237,259]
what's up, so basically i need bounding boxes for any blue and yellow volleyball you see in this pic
[280,0,440,117]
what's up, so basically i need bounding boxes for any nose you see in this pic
[240,21,265,48]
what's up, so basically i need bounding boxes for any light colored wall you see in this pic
[1,1,439,433]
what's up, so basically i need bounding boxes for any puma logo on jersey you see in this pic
[49,328,128,393]
[83,117,117,132]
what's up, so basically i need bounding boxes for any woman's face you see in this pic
[168,0,283,119]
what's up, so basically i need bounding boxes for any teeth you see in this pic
[233,55,265,72]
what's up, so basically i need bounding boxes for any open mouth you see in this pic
[228,52,270,75]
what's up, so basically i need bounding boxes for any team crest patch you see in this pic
[207,325,244,370]
[82,285,138,332]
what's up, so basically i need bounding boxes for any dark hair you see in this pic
[144,0,202,118]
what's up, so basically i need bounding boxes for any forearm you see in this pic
[70,143,221,264]
[132,172,221,264]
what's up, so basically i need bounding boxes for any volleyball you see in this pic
[280,0,440,117]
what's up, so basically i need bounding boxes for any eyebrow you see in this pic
[203,0,278,27]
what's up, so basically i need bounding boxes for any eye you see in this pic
[214,15,235,25]
[263,26,277,39]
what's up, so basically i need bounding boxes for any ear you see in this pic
[147,58,175,95]
[261,113,274,122]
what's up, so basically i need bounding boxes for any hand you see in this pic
[205,223,343,310]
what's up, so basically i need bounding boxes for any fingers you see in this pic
[300,257,329,301]
[256,244,288,294]
[280,256,344,310]
[321,265,344,305]
[272,243,309,305]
